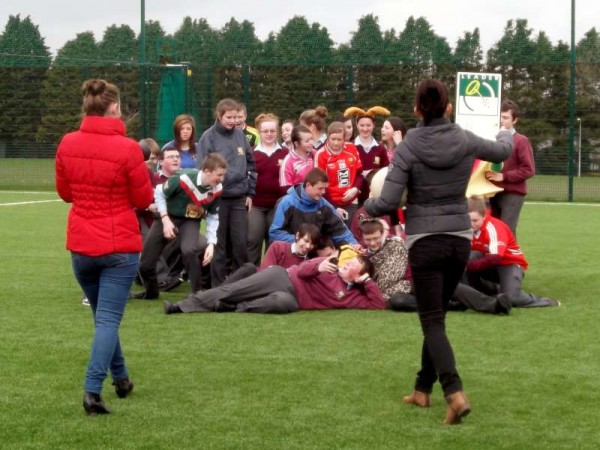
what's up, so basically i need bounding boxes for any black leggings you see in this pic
[408,234,470,396]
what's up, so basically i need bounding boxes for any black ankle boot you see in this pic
[83,392,110,415]
[163,301,182,315]
[112,378,134,398]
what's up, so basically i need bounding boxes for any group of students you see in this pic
[132,95,555,318]
[128,99,412,302]
[57,77,557,422]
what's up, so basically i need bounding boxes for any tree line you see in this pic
[0,13,598,174]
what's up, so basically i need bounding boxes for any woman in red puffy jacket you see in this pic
[55,79,153,415]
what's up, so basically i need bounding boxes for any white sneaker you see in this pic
[81,294,90,306]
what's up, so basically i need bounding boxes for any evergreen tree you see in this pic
[487,19,536,102]
[173,17,220,129]
[36,32,99,145]
[346,14,390,118]
[215,18,263,113]
[454,28,483,71]
[0,15,51,154]
[252,16,337,123]
[576,28,600,174]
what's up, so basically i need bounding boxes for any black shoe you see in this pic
[129,291,159,300]
[112,378,134,399]
[83,392,111,415]
[448,299,468,311]
[159,278,182,292]
[163,301,182,315]
[495,293,512,315]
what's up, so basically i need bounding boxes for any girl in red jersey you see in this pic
[314,122,363,226]
[344,106,391,202]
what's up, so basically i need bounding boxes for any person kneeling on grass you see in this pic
[465,196,560,309]
[164,255,385,314]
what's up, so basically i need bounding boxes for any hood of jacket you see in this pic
[287,184,320,208]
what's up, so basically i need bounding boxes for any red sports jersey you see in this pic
[314,143,363,206]
[471,215,528,270]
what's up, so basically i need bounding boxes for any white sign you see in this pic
[455,72,502,140]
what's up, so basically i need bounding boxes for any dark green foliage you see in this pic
[0,13,598,177]
[0,15,51,155]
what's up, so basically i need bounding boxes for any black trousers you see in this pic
[139,218,206,294]
[211,197,250,287]
[409,234,471,396]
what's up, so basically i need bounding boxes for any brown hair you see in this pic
[327,121,344,136]
[414,79,449,125]
[159,145,179,160]
[386,117,408,138]
[255,113,279,131]
[336,115,356,141]
[299,105,328,132]
[296,223,321,244]
[303,167,328,187]
[501,100,520,120]
[291,124,312,149]
[467,196,487,216]
[173,114,197,156]
[139,138,159,160]
[358,218,385,235]
[356,254,374,278]
[215,98,239,118]
[201,152,228,172]
[81,79,119,116]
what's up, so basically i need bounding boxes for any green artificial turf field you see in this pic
[1,193,598,449]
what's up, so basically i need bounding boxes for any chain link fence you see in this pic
[0,16,598,201]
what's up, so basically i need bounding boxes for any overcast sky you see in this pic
[1,0,596,55]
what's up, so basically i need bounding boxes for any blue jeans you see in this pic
[71,252,139,394]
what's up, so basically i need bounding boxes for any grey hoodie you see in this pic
[365,117,512,246]
[197,121,256,198]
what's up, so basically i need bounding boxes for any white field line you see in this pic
[526,201,600,207]
[0,199,62,206]
[0,190,57,195]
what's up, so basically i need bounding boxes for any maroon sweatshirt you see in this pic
[494,132,535,196]
[287,258,386,310]
[253,146,289,208]
[259,241,307,270]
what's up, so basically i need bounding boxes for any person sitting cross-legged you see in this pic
[164,255,385,315]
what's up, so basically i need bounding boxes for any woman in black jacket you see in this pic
[365,79,512,425]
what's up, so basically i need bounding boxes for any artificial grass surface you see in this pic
[1,197,599,449]
[2,158,600,203]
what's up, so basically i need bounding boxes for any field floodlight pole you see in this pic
[567,0,576,201]
[140,0,148,137]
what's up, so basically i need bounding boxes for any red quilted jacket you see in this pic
[55,116,153,256]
